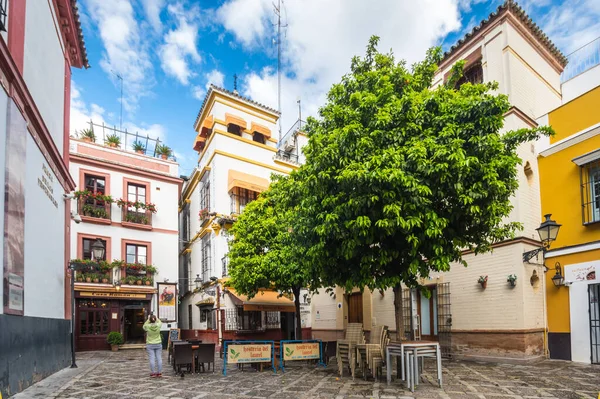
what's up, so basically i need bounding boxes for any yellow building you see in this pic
[538,43,600,363]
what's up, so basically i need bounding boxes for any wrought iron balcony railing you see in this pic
[122,207,153,227]
[275,149,299,164]
[78,199,112,221]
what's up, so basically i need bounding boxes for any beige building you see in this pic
[310,0,568,362]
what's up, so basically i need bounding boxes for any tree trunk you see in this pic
[292,286,303,340]
[393,283,404,342]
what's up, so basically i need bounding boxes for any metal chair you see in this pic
[194,343,216,373]
[187,339,202,345]
[336,323,365,377]
[168,340,184,364]
[173,342,193,376]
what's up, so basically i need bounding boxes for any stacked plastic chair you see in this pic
[356,325,385,379]
[336,323,364,377]
[367,328,390,380]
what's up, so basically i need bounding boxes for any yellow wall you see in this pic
[548,86,600,143]
[540,87,600,335]
[545,250,600,333]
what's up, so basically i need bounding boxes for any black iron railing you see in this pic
[122,207,153,226]
[78,199,111,221]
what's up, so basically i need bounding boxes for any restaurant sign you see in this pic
[282,342,320,361]
[79,292,148,299]
[227,344,272,363]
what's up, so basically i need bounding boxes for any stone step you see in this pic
[119,344,146,350]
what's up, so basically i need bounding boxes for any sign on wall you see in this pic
[3,100,27,315]
[227,343,272,363]
[565,262,599,283]
[157,283,177,322]
[282,342,320,361]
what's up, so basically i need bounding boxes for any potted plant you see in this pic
[91,274,100,283]
[132,140,145,154]
[156,144,172,160]
[105,133,121,148]
[76,273,83,282]
[101,274,109,284]
[478,275,488,289]
[106,331,124,352]
[143,277,152,286]
[78,128,96,143]
[85,274,92,283]
[507,274,517,287]
[136,277,143,285]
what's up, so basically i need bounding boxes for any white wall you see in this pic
[210,101,278,138]
[0,88,7,314]
[23,0,65,156]
[561,65,600,104]
[24,135,65,319]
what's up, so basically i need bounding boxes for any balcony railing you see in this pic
[562,37,600,83]
[78,199,111,221]
[224,307,264,332]
[122,207,152,227]
[275,149,300,164]
[278,119,306,150]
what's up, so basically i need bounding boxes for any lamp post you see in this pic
[70,238,105,368]
[523,214,562,263]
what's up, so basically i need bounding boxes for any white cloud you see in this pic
[219,0,462,133]
[159,3,201,85]
[85,0,153,112]
[143,0,165,32]
[192,69,226,100]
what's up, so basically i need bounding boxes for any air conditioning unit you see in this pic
[283,136,296,151]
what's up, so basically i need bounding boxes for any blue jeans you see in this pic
[146,344,163,373]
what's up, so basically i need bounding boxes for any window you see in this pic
[0,0,7,32]
[253,132,266,144]
[222,255,229,277]
[182,203,190,242]
[227,124,242,136]
[200,181,210,213]
[128,183,146,205]
[85,174,106,196]
[78,300,110,335]
[455,62,483,88]
[582,161,600,224]
[230,187,258,214]
[237,307,262,330]
[201,235,211,282]
[188,304,193,329]
[126,244,147,264]
[82,238,107,261]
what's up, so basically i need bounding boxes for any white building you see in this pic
[178,85,309,345]
[0,1,88,396]
[309,0,568,362]
[69,126,182,351]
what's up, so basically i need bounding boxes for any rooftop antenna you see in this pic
[112,71,124,131]
[273,0,287,141]
[297,97,301,129]
[233,73,238,94]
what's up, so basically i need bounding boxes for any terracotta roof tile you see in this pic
[193,85,280,130]
[441,0,567,68]
[71,0,89,68]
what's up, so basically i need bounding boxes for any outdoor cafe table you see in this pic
[386,340,442,388]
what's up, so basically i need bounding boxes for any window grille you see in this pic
[222,255,229,277]
[0,0,7,32]
[455,62,483,88]
[224,307,263,331]
[265,311,280,329]
[580,160,600,224]
[201,234,211,282]
[182,203,190,242]
[200,180,210,213]
[230,187,258,214]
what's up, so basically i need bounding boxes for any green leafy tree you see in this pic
[228,175,311,339]
[297,36,552,338]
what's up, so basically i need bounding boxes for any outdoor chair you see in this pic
[187,339,202,345]
[194,343,216,373]
[168,340,184,364]
[336,323,365,377]
[323,341,337,365]
[173,342,193,376]
[356,325,386,379]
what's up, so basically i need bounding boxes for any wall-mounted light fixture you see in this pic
[551,262,564,287]
[194,274,201,290]
[523,214,561,263]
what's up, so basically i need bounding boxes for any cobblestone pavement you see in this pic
[34,350,600,399]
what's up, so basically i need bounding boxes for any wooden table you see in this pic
[386,341,442,388]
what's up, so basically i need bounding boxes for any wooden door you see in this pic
[348,293,363,324]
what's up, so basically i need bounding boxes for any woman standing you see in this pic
[144,314,163,377]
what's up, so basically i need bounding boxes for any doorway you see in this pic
[281,312,295,340]
[416,286,438,341]
[348,293,363,324]
[124,307,146,344]
[589,283,600,364]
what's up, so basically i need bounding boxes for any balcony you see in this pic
[120,262,156,287]
[562,37,600,83]
[71,259,114,285]
[72,259,157,287]
[78,200,112,224]
[122,207,153,229]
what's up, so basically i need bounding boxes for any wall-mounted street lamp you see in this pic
[523,214,561,263]
[551,262,564,287]
[69,238,105,369]
[194,274,201,290]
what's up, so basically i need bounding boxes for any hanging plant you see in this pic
[478,275,488,289]
[507,274,517,287]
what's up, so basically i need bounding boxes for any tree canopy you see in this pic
[227,174,310,339]
[297,36,551,293]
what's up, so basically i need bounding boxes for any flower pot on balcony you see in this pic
[85,276,92,283]
[145,280,151,286]
[76,277,83,282]
[82,137,92,143]
[161,154,168,160]
[135,150,144,154]
[136,279,142,285]
[93,278,100,283]
[102,278,109,284]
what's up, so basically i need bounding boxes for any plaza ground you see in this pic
[14,350,600,399]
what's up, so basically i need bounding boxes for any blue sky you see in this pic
[71,0,600,176]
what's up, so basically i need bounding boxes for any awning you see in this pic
[225,113,247,130]
[250,122,272,139]
[200,115,214,136]
[195,298,215,306]
[573,148,600,166]
[226,288,295,312]
[228,170,269,193]
[193,135,207,151]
